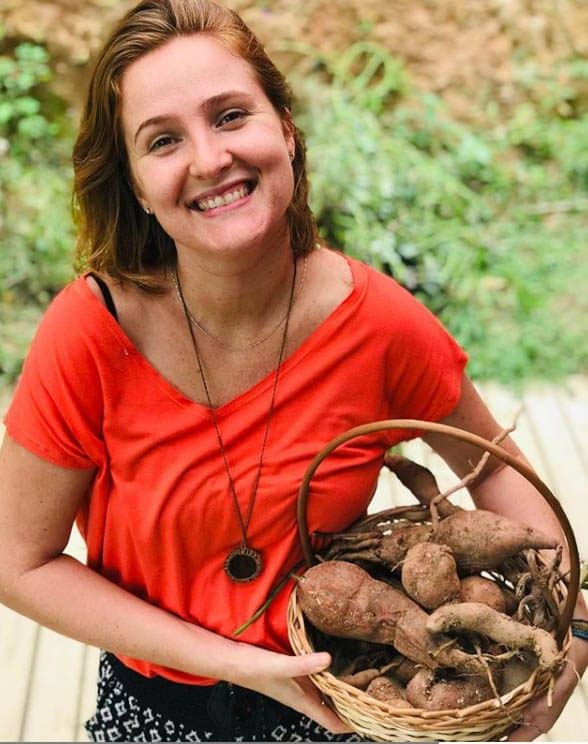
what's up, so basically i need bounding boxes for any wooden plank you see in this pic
[554,375,588,473]
[522,384,588,554]
[0,605,38,741]
[20,626,87,742]
[476,381,551,485]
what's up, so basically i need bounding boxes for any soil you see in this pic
[1,0,587,121]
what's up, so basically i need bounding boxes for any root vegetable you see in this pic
[366,676,411,704]
[298,561,484,672]
[459,576,507,613]
[384,454,457,518]
[338,667,382,690]
[325,523,432,567]
[325,508,557,577]
[390,655,421,683]
[406,668,494,710]
[426,602,560,669]
[433,510,557,575]
[401,542,461,609]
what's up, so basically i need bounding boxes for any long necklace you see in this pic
[175,257,298,582]
[177,254,307,352]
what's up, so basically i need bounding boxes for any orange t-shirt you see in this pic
[5,255,467,684]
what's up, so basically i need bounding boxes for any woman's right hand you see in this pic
[228,647,353,734]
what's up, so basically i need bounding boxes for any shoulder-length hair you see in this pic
[73,0,317,290]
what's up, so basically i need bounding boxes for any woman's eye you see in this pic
[149,135,175,152]
[217,109,246,127]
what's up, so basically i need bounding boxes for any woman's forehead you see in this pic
[119,34,264,121]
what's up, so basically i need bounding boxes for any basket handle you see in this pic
[296,418,579,646]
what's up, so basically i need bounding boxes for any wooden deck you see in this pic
[0,377,587,741]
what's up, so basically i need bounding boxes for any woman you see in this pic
[0,0,585,740]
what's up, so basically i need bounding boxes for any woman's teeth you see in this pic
[196,183,251,212]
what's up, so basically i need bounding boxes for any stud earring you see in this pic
[143,206,152,214]
[289,151,295,162]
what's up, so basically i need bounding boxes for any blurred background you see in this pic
[0,0,587,390]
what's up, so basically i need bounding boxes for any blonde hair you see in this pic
[73,0,317,289]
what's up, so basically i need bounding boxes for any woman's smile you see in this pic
[188,179,255,214]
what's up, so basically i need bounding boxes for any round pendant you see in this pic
[224,545,263,582]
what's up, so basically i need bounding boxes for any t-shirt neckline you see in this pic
[82,254,367,413]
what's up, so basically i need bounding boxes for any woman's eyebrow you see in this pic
[133,91,256,144]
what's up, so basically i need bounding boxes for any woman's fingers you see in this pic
[288,651,332,676]
[294,674,354,733]
[237,651,353,734]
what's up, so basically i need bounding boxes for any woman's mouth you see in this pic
[190,181,255,213]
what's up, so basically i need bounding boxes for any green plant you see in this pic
[0,39,75,306]
[290,41,588,382]
[0,37,75,384]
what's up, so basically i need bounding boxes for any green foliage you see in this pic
[0,37,75,385]
[293,42,588,382]
[0,38,75,308]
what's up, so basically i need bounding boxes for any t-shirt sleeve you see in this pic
[382,278,468,432]
[4,284,105,469]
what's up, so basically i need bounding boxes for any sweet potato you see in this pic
[426,602,560,669]
[401,542,461,609]
[326,508,557,577]
[384,454,458,518]
[390,655,421,683]
[325,523,433,568]
[298,561,484,672]
[338,667,382,690]
[433,509,558,574]
[366,675,411,704]
[406,668,494,710]
[459,576,507,613]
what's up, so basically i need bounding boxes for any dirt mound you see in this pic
[2,0,587,120]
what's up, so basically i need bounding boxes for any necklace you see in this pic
[175,257,297,582]
[175,254,307,351]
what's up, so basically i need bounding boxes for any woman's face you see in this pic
[120,33,295,266]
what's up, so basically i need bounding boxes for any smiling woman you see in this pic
[0,0,586,742]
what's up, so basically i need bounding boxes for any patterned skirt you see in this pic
[85,652,364,742]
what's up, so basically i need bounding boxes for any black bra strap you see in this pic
[89,273,118,322]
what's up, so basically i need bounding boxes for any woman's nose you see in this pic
[187,135,233,180]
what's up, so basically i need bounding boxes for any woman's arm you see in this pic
[423,374,588,739]
[0,434,348,733]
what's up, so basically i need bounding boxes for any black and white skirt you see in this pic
[85,652,364,742]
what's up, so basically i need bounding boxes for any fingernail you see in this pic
[311,652,331,670]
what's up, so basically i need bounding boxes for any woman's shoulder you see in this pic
[339,253,434,323]
[29,274,124,365]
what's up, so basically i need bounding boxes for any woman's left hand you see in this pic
[507,636,588,740]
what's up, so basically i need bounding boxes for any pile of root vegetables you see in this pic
[297,452,566,711]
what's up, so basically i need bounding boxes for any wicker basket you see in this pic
[288,419,580,742]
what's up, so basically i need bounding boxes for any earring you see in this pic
[289,151,295,162]
[143,206,152,215]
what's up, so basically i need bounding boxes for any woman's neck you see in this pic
[173,244,296,347]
